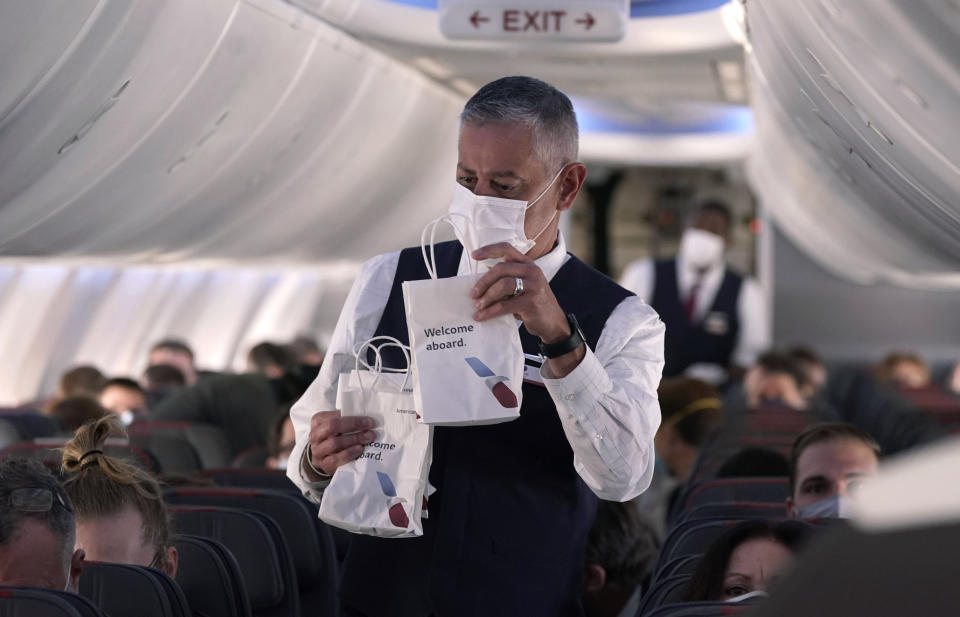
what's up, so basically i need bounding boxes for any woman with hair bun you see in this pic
[61,415,178,577]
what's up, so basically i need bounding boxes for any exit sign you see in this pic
[439,0,629,42]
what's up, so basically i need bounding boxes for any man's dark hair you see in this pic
[717,447,790,478]
[248,342,298,375]
[0,459,75,567]
[57,366,106,399]
[143,364,186,390]
[756,351,808,390]
[657,378,724,447]
[685,519,810,601]
[584,501,660,591]
[102,377,145,395]
[150,339,194,360]
[461,76,578,171]
[787,345,822,366]
[688,198,733,236]
[789,423,881,493]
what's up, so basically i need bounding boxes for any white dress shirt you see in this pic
[288,233,665,503]
[619,252,769,370]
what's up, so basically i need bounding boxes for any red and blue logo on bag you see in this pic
[464,357,519,408]
[376,471,410,528]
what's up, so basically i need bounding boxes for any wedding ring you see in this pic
[512,277,525,297]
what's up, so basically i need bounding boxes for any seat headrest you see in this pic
[0,587,105,617]
[79,562,180,617]
[167,488,328,587]
[173,534,251,617]
[171,507,286,610]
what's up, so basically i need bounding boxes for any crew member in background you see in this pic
[620,200,768,385]
[289,76,665,617]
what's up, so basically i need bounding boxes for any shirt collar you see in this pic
[457,232,569,281]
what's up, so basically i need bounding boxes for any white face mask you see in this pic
[679,228,725,270]
[447,167,566,261]
[795,494,853,519]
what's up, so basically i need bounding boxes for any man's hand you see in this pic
[470,243,568,341]
[470,242,584,377]
[306,410,377,477]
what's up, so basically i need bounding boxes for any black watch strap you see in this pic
[538,313,586,359]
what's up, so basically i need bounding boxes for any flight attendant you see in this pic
[620,200,769,384]
[289,76,665,617]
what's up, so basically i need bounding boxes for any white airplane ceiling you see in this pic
[0,0,463,264]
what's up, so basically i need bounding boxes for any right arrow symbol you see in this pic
[576,12,595,30]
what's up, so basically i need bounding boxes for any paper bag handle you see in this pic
[420,214,477,279]
[353,336,412,394]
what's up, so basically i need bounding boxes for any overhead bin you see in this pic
[742,0,960,289]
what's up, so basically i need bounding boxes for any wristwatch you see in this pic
[538,313,586,359]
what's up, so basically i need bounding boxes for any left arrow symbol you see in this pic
[470,10,490,28]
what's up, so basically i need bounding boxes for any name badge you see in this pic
[704,312,730,336]
[523,362,546,387]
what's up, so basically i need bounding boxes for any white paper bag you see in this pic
[401,216,524,426]
[318,338,432,538]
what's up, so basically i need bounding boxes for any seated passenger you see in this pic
[582,500,660,617]
[142,364,187,407]
[61,415,178,577]
[786,422,880,519]
[877,351,932,389]
[43,366,106,415]
[266,410,295,470]
[48,396,108,433]
[288,335,325,368]
[0,459,84,591]
[99,377,148,423]
[744,351,809,410]
[716,447,790,478]
[685,519,809,602]
[655,378,724,483]
[56,366,107,400]
[247,342,297,380]
[787,346,827,397]
[148,339,199,386]
[636,378,724,532]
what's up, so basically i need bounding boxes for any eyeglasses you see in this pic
[148,550,165,570]
[3,487,73,514]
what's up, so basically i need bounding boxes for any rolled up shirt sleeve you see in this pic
[286,250,400,503]
[542,296,664,502]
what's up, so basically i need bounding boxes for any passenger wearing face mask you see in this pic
[620,200,769,384]
[288,76,665,617]
[786,422,880,519]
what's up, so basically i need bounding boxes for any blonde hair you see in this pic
[61,415,171,553]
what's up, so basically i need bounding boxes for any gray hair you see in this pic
[460,76,579,173]
[0,459,76,573]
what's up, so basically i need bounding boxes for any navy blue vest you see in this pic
[650,259,742,378]
[338,241,633,617]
